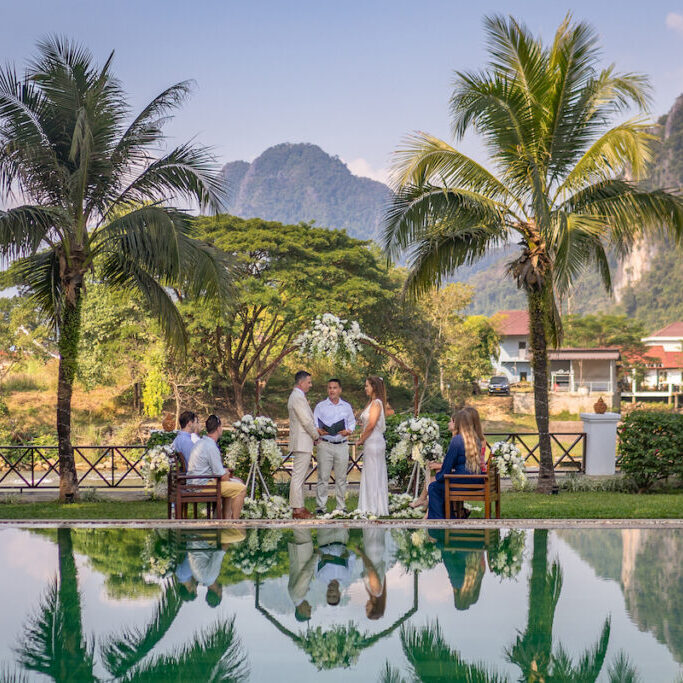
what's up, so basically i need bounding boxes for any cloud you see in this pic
[666,12,683,36]
[343,157,390,184]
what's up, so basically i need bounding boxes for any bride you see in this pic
[356,376,389,516]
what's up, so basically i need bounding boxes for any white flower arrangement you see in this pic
[389,417,443,468]
[230,528,282,575]
[240,495,292,519]
[295,313,369,360]
[487,529,525,579]
[140,444,174,493]
[224,414,282,472]
[391,528,442,573]
[299,623,367,670]
[490,441,527,487]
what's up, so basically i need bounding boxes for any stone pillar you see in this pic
[580,412,621,475]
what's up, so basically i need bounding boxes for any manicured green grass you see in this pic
[0,490,681,519]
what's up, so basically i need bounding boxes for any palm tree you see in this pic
[0,37,234,501]
[383,14,683,491]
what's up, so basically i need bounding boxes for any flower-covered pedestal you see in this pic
[490,441,527,488]
[140,444,174,499]
[389,417,443,497]
[224,414,282,499]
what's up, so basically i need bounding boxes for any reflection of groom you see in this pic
[313,378,355,514]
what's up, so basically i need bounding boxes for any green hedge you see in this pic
[385,412,453,490]
[618,411,683,491]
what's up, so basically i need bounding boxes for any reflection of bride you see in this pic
[358,528,387,620]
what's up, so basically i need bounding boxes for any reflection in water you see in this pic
[0,526,680,681]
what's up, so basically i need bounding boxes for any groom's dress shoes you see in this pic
[293,508,313,519]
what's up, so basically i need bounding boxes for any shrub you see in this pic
[618,411,683,491]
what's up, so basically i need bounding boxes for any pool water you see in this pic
[0,526,680,681]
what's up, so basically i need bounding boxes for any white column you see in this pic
[580,412,620,475]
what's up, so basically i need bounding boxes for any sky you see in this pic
[1,0,682,184]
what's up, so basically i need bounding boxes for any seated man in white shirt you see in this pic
[170,410,201,468]
[187,415,247,519]
[313,379,356,514]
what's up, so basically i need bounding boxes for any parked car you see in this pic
[488,376,510,395]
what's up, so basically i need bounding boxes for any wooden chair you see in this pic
[167,452,223,520]
[444,467,501,520]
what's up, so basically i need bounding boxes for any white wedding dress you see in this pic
[358,399,389,516]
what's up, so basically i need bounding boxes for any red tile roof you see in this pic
[493,310,529,336]
[647,321,683,338]
[624,345,683,369]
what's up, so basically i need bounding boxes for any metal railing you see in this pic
[0,430,587,490]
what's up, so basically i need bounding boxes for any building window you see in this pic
[520,371,528,381]
[518,341,526,350]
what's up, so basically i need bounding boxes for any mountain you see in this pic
[220,143,391,241]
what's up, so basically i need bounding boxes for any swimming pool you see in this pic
[0,525,680,681]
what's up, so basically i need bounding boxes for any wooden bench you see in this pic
[444,466,501,519]
[167,452,223,520]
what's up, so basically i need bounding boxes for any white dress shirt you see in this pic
[313,398,356,443]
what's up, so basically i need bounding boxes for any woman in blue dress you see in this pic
[427,408,483,520]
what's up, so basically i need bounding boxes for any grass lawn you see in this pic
[0,490,681,519]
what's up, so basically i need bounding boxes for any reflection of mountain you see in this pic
[559,529,683,663]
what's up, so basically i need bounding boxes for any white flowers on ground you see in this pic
[140,444,174,493]
[320,508,378,521]
[224,414,282,471]
[388,492,425,519]
[295,313,369,360]
[490,441,527,488]
[389,417,443,468]
[240,495,291,519]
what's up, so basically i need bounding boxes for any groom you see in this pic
[287,370,320,519]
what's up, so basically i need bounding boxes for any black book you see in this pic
[318,418,346,436]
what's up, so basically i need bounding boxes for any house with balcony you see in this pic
[491,310,620,394]
[623,322,683,403]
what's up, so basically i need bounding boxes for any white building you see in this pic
[629,322,683,389]
[491,310,620,393]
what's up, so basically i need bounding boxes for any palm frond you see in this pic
[607,652,642,683]
[93,204,236,303]
[10,250,62,326]
[106,142,227,215]
[383,182,508,259]
[0,205,64,258]
[100,581,183,678]
[562,179,683,255]
[400,621,508,683]
[99,252,187,351]
[121,619,249,683]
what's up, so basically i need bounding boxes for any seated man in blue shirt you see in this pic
[187,415,247,519]
[171,410,201,468]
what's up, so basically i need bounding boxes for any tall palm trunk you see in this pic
[57,290,82,503]
[528,289,555,493]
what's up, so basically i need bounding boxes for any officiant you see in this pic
[313,378,356,514]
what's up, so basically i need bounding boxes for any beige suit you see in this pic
[287,387,319,508]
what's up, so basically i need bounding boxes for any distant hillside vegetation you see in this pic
[221,143,390,240]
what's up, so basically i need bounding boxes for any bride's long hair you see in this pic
[366,376,387,411]
[453,409,482,474]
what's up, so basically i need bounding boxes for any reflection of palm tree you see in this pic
[16,529,249,682]
[115,619,249,682]
[100,582,183,678]
[16,527,95,681]
[506,530,611,682]
[384,621,507,682]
